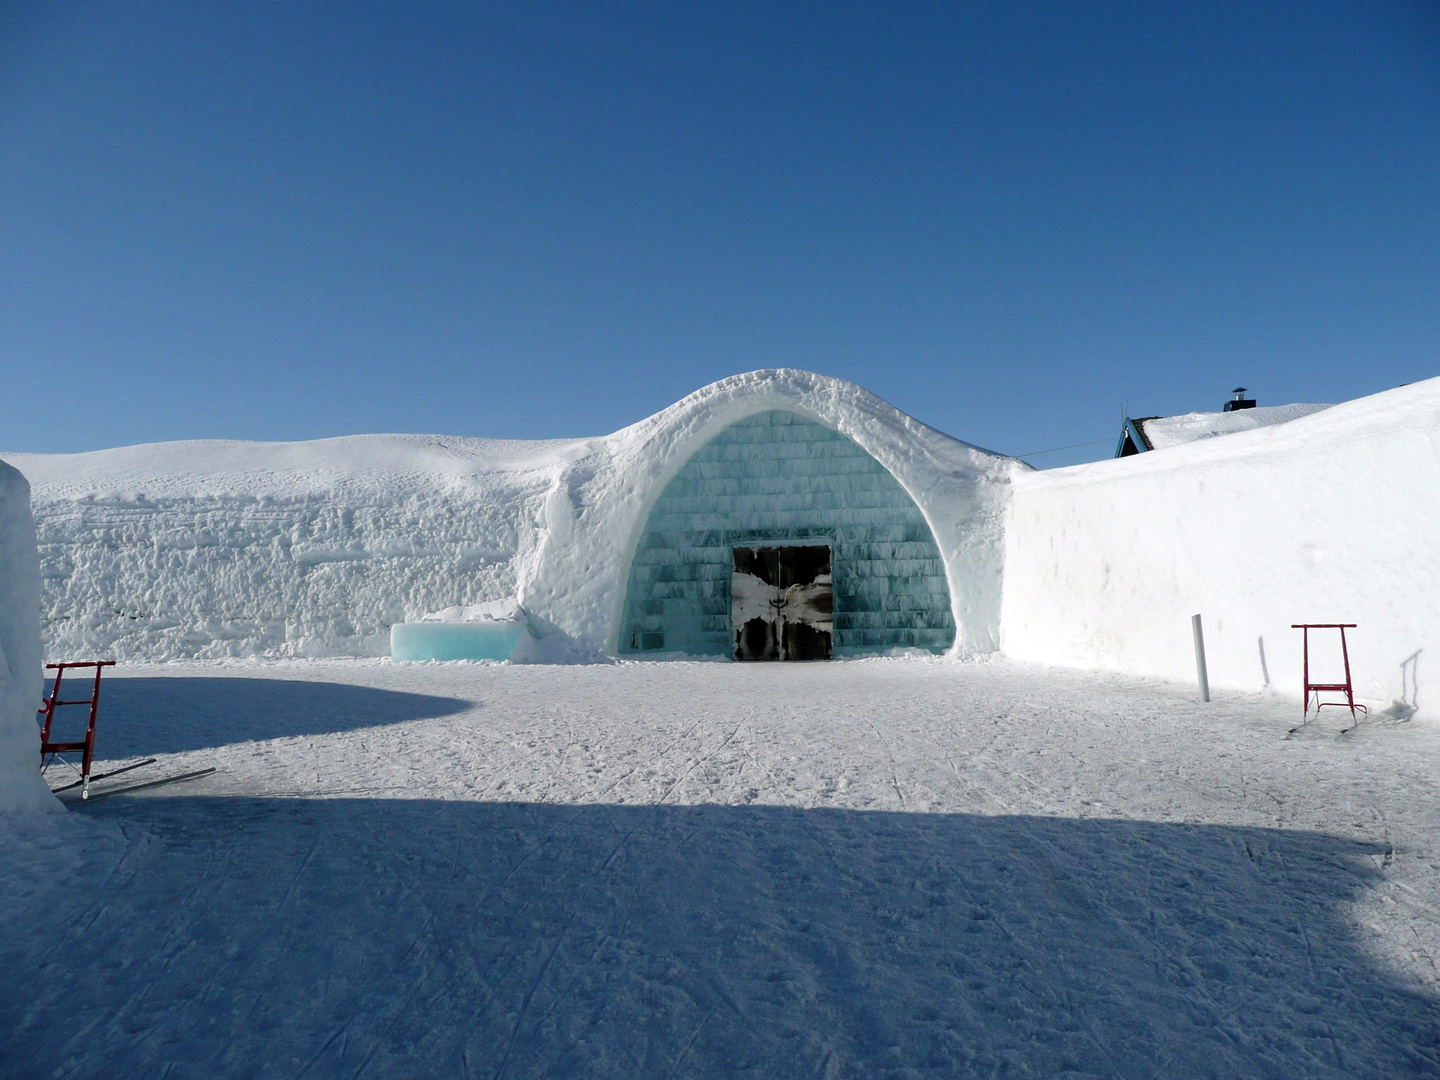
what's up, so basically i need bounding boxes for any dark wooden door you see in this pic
[731,545,833,661]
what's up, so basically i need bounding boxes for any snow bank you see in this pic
[0,460,61,811]
[12,372,1018,661]
[1002,377,1440,709]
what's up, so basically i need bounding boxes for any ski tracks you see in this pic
[489,712,749,1078]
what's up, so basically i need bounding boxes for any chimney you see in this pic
[1223,387,1256,412]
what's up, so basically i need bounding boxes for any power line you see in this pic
[1011,436,1114,459]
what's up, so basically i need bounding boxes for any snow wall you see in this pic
[1001,377,1440,710]
[8,435,584,660]
[0,460,60,811]
[11,371,1018,661]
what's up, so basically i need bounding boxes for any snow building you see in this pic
[1006,374,1440,706]
[516,370,1021,660]
[11,370,1019,663]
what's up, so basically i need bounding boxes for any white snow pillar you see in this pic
[1191,613,1211,704]
[0,459,62,811]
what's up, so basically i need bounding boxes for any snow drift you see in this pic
[12,371,1018,661]
[1002,376,1440,708]
[0,460,61,811]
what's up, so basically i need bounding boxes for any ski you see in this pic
[48,757,158,794]
[72,767,217,802]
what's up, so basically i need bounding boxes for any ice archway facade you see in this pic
[513,370,1018,659]
[618,410,955,657]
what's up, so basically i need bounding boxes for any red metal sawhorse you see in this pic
[1291,624,1366,730]
[39,661,115,799]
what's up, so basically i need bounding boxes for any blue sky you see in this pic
[2,1,1437,465]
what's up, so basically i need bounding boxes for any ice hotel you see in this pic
[12,368,1439,708]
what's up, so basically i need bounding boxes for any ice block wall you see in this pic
[619,410,954,656]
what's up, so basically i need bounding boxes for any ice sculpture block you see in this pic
[390,620,527,662]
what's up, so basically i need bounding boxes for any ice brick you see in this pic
[390,621,526,662]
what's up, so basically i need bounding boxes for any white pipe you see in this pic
[1192,614,1211,703]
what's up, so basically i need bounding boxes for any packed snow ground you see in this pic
[3,658,1438,1078]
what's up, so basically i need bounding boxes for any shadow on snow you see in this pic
[71,676,472,756]
[3,798,1436,1079]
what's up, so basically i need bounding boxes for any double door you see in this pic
[731,545,833,661]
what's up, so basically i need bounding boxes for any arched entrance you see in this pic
[619,410,954,658]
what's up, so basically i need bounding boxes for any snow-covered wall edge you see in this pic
[1000,376,1440,711]
[517,370,1021,655]
[0,460,62,810]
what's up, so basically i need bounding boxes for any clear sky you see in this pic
[2,1,1437,466]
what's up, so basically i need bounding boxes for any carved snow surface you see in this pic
[8,434,582,661]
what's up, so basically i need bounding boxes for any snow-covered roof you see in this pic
[1136,403,1334,450]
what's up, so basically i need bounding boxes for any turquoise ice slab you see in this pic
[390,622,526,662]
[620,410,954,657]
